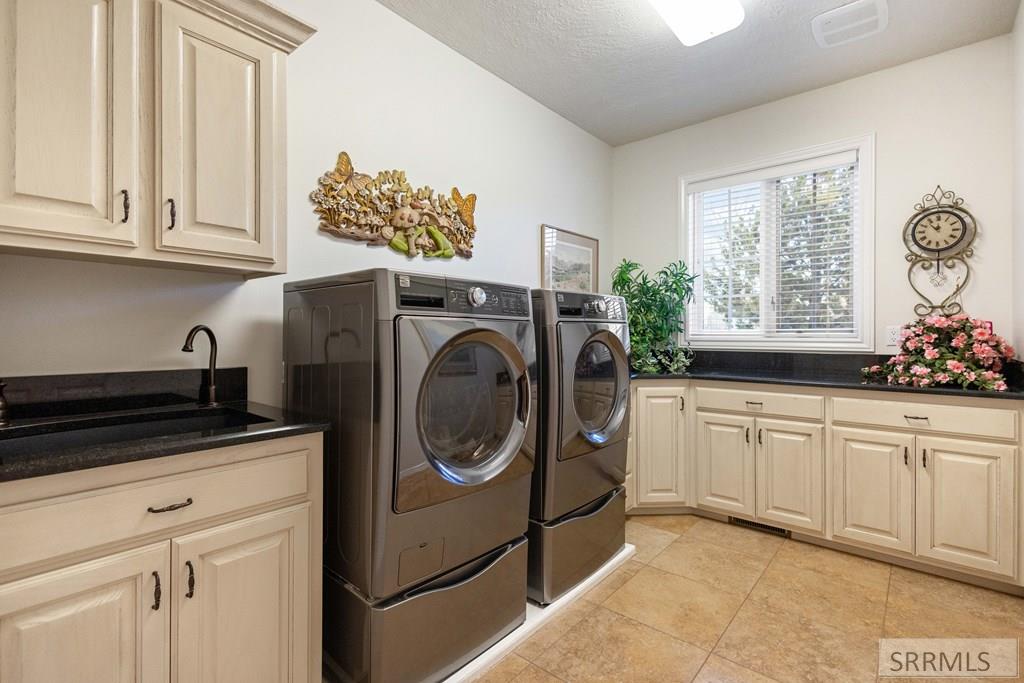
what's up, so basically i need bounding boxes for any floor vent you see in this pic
[729,517,790,538]
[811,0,888,48]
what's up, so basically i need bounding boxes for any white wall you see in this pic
[610,36,1014,351]
[0,0,612,404]
[1014,8,1024,347]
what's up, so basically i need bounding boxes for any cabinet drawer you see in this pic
[695,386,824,421]
[831,397,1018,441]
[0,450,309,575]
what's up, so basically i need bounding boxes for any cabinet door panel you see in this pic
[696,412,755,516]
[174,504,310,683]
[756,419,823,532]
[832,427,915,552]
[635,387,686,505]
[158,0,278,262]
[0,0,138,245]
[916,436,1016,577]
[0,543,169,683]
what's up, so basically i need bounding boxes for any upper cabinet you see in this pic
[0,0,140,248]
[0,0,315,276]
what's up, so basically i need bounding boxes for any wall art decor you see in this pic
[310,151,476,259]
[903,185,977,316]
[541,224,599,292]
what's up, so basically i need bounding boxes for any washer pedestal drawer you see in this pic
[324,537,527,683]
[527,486,625,605]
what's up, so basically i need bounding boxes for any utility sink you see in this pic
[0,406,273,461]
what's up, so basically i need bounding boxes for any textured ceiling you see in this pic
[375,0,1020,145]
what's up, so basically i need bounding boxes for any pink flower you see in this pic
[919,378,931,386]
[922,333,937,343]
[1003,344,1016,358]
[924,347,940,360]
[869,365,881,373]
[934,373,951,383]
[905,338,920,350]
[897,376,910,384]
[931,317,951,329]
[983,371,997,380]
[911,365,930,376]
[951,333,968,348]
[900,328,913,339]
[946,360,965,373]
[973,327,992,341]
[994,381,1008,391]
[952,313,969,321]
[965,371,977,381]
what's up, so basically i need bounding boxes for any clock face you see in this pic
[910,209,967,253]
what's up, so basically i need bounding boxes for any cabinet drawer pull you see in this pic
[147,497,193,514]
[679,396,685,412]
[120,189,130,223]
[152,571,162,611]
[922,448,928,468]
[185,560,196,598]
[757,428,763,445]
[904,446,909,467]
[745,427,750,444]
[167,198,176,229]
[903,415,930,423]
[745,401,763,407]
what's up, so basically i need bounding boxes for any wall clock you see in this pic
[903,186,976,316]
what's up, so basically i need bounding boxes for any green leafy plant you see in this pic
[611,259,698,375]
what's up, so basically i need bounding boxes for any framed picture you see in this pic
[541,224,599,293]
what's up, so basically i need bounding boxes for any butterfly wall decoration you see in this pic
[310,151,476,259]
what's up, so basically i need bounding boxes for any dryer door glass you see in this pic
[573,340,618,433]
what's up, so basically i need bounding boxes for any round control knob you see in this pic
[595,299,607,313]
[467,287,487,307]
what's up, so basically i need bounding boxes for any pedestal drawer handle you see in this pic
[147,497,193,514]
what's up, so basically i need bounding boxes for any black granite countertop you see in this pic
[630,351,1024,401]
[0,368,329,483]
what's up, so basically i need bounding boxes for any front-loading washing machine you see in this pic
[284,269,537,682]
[528,289,630,604]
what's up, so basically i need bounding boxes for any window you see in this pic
[685,137,874,351]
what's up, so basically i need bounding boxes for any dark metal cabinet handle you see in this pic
[758,429,763,445]
[152,571,162,610]
[922,449,928,468]
[745,401,763,407]
[120,189,130,223]
[904,446,909,466]
[745,427,750,444]
[147,497,193,514]
[168,198,176,229]
[904,415,929,422]
[679,396,685,412]
[185,560,196,598]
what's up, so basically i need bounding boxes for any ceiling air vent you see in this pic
[811,0,888,48]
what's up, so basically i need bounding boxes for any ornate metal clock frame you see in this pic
[903,186,977,317]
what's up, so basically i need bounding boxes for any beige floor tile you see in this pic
[629,513,702,535]
[533,606,708,683]
[693,654,779,683]
[471,653,531,682]
[771,539,892,592]
[888,566,1024,628]
[884,589,1024,639]
[649,536,769,595]
[511,664,564,682]
[683,519,784,561]
[747,561,888,635]
[583,559,644,604]
[714,599,879,683]
[604,565,746,650]
[625,519,680,563]
[515,598,598,662]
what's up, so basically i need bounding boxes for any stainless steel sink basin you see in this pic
[0,407,273,460]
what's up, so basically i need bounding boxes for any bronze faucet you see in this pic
[181,325,219,407]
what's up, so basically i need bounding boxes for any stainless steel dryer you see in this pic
[528,289,630,604]
[284,269,537,683]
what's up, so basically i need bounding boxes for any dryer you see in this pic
[284,269,537,683]
[528,289,630,604]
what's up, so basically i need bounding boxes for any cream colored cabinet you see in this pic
[696,411,755,516]
[832,426,915,553]
[756,419,823,533]
[635,386,687,505]
[156,0,283,265]
[175,504,311,683]
[0,542,169,683]
[0,0,139,248]
[916,436,1016,578]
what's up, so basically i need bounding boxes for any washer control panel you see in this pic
[448,280,530,318]
[553,291,626,321]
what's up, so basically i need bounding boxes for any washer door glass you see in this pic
[418,337,527,485]
[573,341,618,433]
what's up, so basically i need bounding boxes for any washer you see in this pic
[284,269,537,683]
[528,289,630,604]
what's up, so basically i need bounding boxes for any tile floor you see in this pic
[471,514,1024,683]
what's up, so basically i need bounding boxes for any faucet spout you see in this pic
[182,325,219,407]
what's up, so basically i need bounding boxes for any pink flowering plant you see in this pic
[862,315,1016,392]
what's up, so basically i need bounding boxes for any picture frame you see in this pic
[540,224,599,293]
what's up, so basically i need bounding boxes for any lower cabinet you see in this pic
[696,412,755,516]
[0,543,170,683]
[756,419,823,533]
[635,386,687,505]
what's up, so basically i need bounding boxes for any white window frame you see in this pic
[681,134,875,353]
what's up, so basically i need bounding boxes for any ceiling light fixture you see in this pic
[647,0,746,47]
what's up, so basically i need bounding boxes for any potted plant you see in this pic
[611,259,697,375]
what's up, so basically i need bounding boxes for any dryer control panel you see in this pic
[553,291,626,322]
[392,272,530,319]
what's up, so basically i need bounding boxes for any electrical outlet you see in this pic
[885,325,902,347]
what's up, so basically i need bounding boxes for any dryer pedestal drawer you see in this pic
[527,487,625,605]
[324,537,527,683]
[832,397,1018,440]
